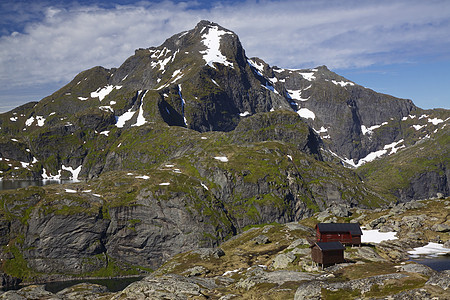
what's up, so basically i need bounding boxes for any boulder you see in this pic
[111,274,204,300]
[0,285,55,300]
[272,252,296,269]
[431,223,450,233]
[294,281,324,299]
[426,270,450,291]
[192,248,225,260]
[253,235,270,245]
[182,266,210,277]
[287,238,310,249]
[56,283,110,299]
[355,246,386,262]
[398,263,436,277]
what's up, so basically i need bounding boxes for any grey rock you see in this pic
[444,240,450,248]
[399,263,436,277]
[253,235,270,245]
[237,267,316,290]
[404,201,426,210]
[182,265,210,277]
[287,238,310,249]
[284,222,314,233]
[388,288,434,299]
[261,225,274,234]
[315,210,331,222]
[426,270,450,290]
[192,247,225,260]
[355,246,386,262]
[329,205,351,217]
[0,285,57,300]
[56,283,109,299]
[111,274,204,300]
[291,247,310,256]
[294,281,324,299]
[401,215,427,228]
[272,252,296,269]
[431,223,450,232]
[378,225,395,232]
[369,216,387,228]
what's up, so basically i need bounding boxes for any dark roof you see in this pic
[314,241,345,251]
[316,223,363,235]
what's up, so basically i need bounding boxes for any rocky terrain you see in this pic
[1,196,449,299]
[0,20,449,298]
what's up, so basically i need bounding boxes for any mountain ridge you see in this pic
[0,20,448,281]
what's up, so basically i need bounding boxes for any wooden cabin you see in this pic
[316,223,362,245]
[311,241,345,267]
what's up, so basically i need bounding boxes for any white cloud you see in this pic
[0,0,449,111]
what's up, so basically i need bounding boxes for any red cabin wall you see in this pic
[317,232,360,245]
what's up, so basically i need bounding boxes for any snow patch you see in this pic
[408,242,450,258]
[239,111,251,117]
[361,122,388,135]
[384,139,405,154]
[201,183,209,190]
[99,131,109,136]
[78,97,88,101]
[286,89,309,101]
[412,124,425,131]
[136,175,150,180]
[331,80,355,87]
[116,109,136,128]
[10,117,17,122]
[131,91,148,127]
[200,25,234,69]
[159,182,170,186]
[214,156,228,162]
[314,126,328,134]
[65,189,77,193]
[42,168,61,180]
[62,165,82,181]
[99,106,113,112]
[298,71,316,81]
[361,229,397,243]
[178,85,188,126]
[428,118,444,125]
[90,85,122,101]
[248,59,264,76]
[297,108,315,120]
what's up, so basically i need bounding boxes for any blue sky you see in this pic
[0,0,449,112]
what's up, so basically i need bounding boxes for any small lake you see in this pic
[411,255,450,272]
[0,179,75,191]
[44,276,144,294]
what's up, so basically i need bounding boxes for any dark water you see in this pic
[0,179,74,191]
[411,255,450,272]
[44,276,144,294]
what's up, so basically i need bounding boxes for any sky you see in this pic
[0,0,449,113]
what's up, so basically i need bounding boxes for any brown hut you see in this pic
[315,223,362,245]
[311,241,345,267]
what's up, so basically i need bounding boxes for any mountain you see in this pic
[0,20,448,280]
